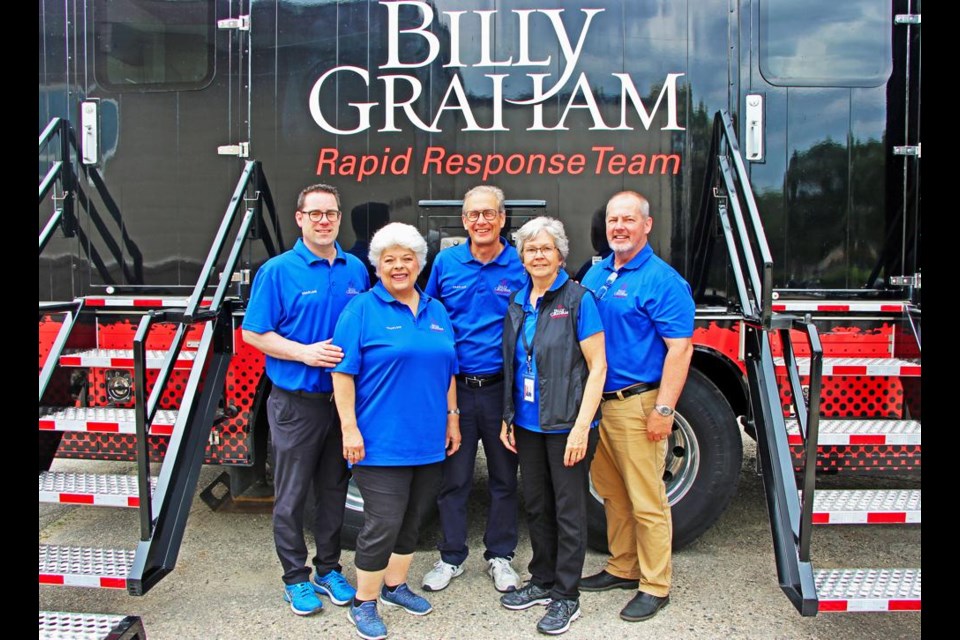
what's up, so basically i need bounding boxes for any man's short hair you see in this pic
[462,185,506,213]
[297,183,341,211]
[606,191,650,218]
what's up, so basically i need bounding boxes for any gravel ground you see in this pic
[39,436,921,639]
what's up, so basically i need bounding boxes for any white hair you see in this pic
[514,216,570,262]
[368,222,428,272]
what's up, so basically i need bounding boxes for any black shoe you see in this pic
[537,599,581,635]
[619,591,670,622]
[500,582,552,610]
[579,570,639,592]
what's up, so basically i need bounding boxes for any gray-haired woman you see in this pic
[498,216,607,635]
[331,222,461,640]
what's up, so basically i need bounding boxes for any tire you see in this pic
[587,369,743,552]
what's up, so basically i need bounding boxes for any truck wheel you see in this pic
[586,369,743,552]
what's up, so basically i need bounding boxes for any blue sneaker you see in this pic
[378,583,433,616]
[348,600,387,640]
[313,569,357,606]
[283,581,323,616]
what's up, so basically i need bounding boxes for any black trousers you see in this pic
[267,388,348,585]
[352,463,443,572]
[436,379,519,565]
[515,426,599,601]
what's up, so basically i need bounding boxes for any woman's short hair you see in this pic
[514,216,570,262]
[368,222,429,272]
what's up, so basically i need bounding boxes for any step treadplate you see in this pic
[815,568,921,612]
[38,406,179,436]
[786,419,920,446]
[774,357,920,377]
[39,544,133,589]
[39,611,130,640]
[810,489,921,524]
[39,471,156,508]
[58,348,196,370]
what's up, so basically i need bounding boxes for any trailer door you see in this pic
[740,0,917,291]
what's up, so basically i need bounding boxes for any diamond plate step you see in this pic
[39,471,156,508]
[39,544,133,589]
[809,489,921,525]
[774,357,920,377]
[39,611,144,640]
[815,568,921,612]
[59,348,196,370]
[39,407,178,436]
[786,419,920,446]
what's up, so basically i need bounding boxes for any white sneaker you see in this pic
[422,560,464,592]
[487,557,521,593]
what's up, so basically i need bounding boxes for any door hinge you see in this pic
[893,144,921,158]
[217,15,250,31]
[894,14,921,25]
[889,274,921,289]
[218,142,250,158]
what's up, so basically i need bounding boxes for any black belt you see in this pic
[601,382,659,401]
[457,372,504,388]
[274,386,333,401]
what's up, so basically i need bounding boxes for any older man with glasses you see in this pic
[423,185,528,594]
[242,184,369,618]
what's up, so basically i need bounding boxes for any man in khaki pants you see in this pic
[579,191,695,622]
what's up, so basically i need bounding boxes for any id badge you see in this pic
[523,372,536,402]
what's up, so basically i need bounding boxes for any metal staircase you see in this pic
[39,120,283,637]
[697,111,921,615]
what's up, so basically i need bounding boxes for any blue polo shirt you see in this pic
[241,239,369,393]
[425,238,526,375]
[581,244,695,392]
[513,271,604,433]
[331,283,459,466]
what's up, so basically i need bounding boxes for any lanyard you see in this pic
[519,310,535,369]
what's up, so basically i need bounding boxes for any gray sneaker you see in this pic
[537,599,581,635]
[500,582,552,610]
[487,557,521,592]
[422,560,464,592]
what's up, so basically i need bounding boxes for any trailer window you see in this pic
[94,0,214,91]
[759,0,892,87]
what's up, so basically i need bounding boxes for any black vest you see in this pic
[502,279,600,431]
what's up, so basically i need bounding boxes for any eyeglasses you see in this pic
[523,245,557,258]
[464,209,501,222]
[300,209,341,222]
[595,272,619,299]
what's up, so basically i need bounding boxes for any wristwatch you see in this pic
[447,408,461,415]
[654,404,675,417]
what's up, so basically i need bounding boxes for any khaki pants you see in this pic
[591,389,672,597]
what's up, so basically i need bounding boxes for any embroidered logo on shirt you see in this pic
[550,305,570,318]
[301,289,317,296]
[385,325,402,330]
[451,284,468,290]
[345,283,361,295]
[430,323,445,332]
[613,286,629,299]
[494,280,514,296]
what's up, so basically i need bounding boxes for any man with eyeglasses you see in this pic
[242,184,369,618]
[423,185,527,594]
[579,191,695,623]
